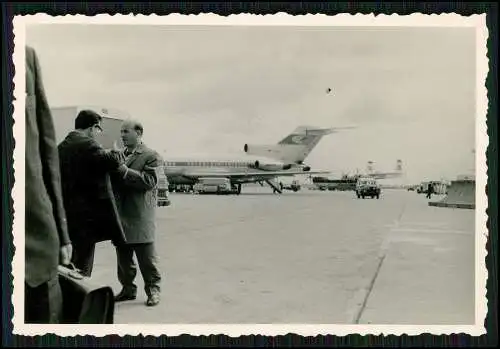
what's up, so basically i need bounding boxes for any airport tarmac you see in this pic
[91,187,476,324]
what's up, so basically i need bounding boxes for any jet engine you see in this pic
[302,166,311,172]
[243,143,281,159]
[251,160,292,171]
[245,144,272,154]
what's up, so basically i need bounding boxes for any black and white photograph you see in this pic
[13,13,488,336]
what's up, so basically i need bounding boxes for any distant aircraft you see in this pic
[363,159,404,179]
[164,125,353,194]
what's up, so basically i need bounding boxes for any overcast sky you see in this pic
[25,24,477,183]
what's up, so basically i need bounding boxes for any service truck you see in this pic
[50,105,170,207]
[193,177,233,195]
[355,177,381,199]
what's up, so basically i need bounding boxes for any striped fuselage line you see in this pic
[163,160,297,185]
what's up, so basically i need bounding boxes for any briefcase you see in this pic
[58,264,115,324]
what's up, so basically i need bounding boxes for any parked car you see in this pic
[156,166,171,206]
[355,177,381,199]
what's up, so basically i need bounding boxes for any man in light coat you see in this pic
[111,120,163,306]
[25,45,72,323]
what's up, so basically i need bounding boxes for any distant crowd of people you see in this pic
[25,45,164,324]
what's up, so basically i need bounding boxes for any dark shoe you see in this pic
[114,290,137,302]
[146,293,160,307]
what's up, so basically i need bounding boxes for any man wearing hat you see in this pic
[58,110,127,276]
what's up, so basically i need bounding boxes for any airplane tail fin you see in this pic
[395,159,403,172]
[244,125,354,164]
[276,126,335,163]
[365,159,403,179]
[367,161,374,174]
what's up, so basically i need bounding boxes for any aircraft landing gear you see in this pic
[232,184,242,195]
[265,179,283,194]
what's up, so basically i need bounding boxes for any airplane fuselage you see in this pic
[164,159,310,185]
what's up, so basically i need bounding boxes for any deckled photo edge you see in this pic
[11,12,489,338]
[13,12,485,27]
[11,14,27,337]
[474,10,489,337]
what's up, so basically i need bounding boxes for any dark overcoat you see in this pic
[25,45,71,288]
[58,131,127,246]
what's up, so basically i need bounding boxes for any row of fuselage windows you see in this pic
[164,161,252,168]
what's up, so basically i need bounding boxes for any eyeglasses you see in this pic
[93,124,103,133]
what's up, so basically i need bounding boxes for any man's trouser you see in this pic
[71,239,96,277]
[25,275,62,324]
[116,242,161,297]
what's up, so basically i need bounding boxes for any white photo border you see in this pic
[11,12,489,337]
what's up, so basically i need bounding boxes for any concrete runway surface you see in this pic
[91,187,476,324]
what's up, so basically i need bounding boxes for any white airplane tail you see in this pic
[243,125,353,164]
[395,159,403,172]
[366,159,404,179]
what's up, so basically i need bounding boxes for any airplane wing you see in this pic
[367,172,403,179]
[179,170,330,181]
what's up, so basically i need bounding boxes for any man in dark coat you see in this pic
[426,182,434,199]
[111,119,163,307]
[58,110,127,277]
[25,45,72,323]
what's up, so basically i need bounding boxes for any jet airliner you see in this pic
[164,125,354,194]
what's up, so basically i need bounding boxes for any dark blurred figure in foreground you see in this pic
[58,110,127,277]
[25,45,72,323]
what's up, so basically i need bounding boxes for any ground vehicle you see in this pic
[279,179,301,192]
[168,184,193,193]
[416,181,449,195]
[193,177,233,194]
[156,166,171,207]
[355,177,381,199]
[312,175,357,191]
[416,182,429,194]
